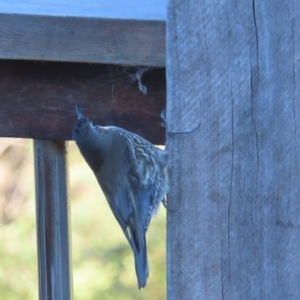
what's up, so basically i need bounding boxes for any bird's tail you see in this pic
[134,240,149,289]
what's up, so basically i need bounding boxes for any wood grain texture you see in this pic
[0,0,166,66]
[0,0,166,20]
[166,1,300,299]
[0,13,165,66]
[0,60,166,144]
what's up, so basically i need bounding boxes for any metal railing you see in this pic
[34,140,72,300]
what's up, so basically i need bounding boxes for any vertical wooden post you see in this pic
[34,140,73,300]
[166,1,300,299]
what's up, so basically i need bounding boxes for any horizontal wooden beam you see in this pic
[0,0,166,66]
[0,60,166,144]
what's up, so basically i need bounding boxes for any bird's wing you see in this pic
[122,137,146,253]
[100,135,145,254]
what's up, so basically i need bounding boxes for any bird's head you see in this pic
[72,105,94,142]
[72,105,119,169]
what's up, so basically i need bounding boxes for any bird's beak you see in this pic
[76,104,83,119]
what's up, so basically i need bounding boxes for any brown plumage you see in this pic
[72,105,168,288]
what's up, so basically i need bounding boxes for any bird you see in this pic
[72,105,168,289]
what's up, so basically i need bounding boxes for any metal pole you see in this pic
[34,140,73,300]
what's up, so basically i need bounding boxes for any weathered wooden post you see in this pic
[166,1,300,299]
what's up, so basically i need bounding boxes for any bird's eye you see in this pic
[92,122,96,126]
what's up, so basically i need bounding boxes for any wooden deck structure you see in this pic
[0,1,166,299]
[2,1,300,299]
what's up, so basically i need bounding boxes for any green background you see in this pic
[0,138,166,299]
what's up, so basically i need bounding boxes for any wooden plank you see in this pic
[0,0,166,66]
[0,0,166,20]
[166,0,300,299]
[0,60,166,144]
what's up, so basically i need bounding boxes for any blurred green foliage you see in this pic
[0,138,166,299]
